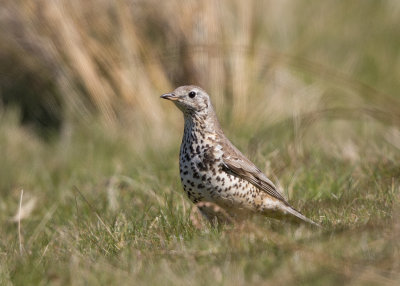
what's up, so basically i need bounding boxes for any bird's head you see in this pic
[161,85,211,115]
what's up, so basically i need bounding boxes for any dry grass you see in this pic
[0,0,400,285]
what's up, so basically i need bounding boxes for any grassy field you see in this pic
[1,1,400,285]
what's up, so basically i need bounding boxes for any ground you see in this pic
[0,111,399,285]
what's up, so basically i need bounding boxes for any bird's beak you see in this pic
[160,93,179,101]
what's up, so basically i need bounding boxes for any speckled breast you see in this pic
[178,139,262,211]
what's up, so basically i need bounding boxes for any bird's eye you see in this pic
[188,91,196,98]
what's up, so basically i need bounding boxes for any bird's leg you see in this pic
[190,202,234,229]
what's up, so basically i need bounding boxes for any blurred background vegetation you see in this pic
[0,0,399,285]
[2,0,399,135]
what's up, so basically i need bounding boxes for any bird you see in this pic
[161,85,319,227]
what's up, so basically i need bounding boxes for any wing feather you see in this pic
[218,136,288,204]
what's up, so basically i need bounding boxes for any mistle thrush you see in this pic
[161,85,319,227]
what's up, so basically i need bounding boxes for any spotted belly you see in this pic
[179,155,267,213]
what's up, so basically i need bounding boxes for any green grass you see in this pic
[0,109,399,285]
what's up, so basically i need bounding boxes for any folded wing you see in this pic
[219,137,289,205]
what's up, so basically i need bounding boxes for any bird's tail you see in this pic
[283,205,321,228]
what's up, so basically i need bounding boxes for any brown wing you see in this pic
[219,137,289,205]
